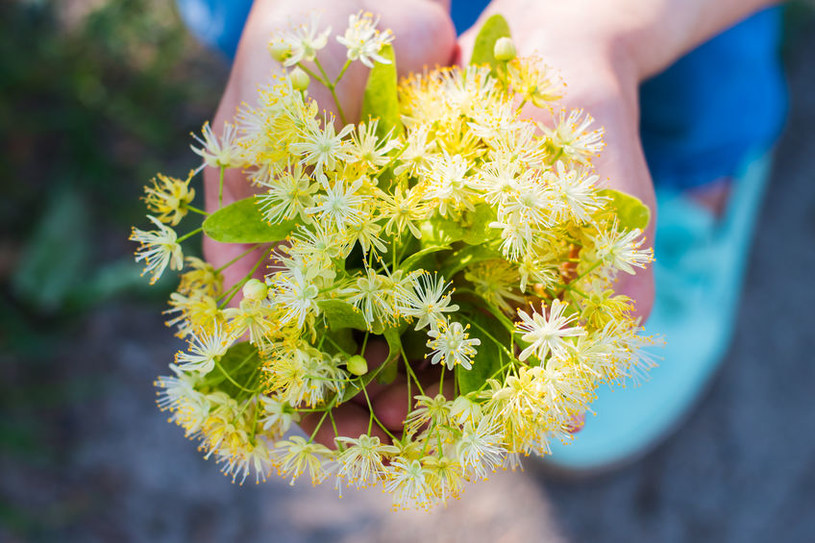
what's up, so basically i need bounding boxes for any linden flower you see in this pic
[155,364,210,437]
[191,121,242,169]
[259,395,300,437]
[348,120,399,169]
[335,434,398,489]
[405,394,451,434]
[506,57,563,109]
[347,268,394,325]
[546,161,602,223]
[130,215,183,285]
[544,109,605,164]
[289,114,353,176]
[143,172,195,226]
[346,212,388,254]
[422,152,477,217]
[456,418,506,480]
[464,260,525,315]
[423,456,465,503]
[174,325,232,374]
[393,123,435,177]
[515,299,586,363]
[399,272,460,331]
[256,161,317,223]
[271,267,320,327]
[384,458,432,510]
[276,12,331,67]
[222,299,276,349]
[381,186,428,239]
[306,175,365,231]
[275,436,333,486]
[143,19,661,509]
[593,224,654,275]
[221,439,275,485]
[177,257,222,298]
[490,212,533,262]
[337,11,394,68]
[426,321,481,371]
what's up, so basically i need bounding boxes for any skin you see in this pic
[204,0,778,446]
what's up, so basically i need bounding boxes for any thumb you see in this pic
[384,1,457,76]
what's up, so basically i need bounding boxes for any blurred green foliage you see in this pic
[0,1,223,537]
[1,0,222,322]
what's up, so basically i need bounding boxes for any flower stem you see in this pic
[214,244,264,273]
[218,166,225,208]
[186,205,209,216]
[401,346,425,397]
[218,246,273,307]
[176,227,204,243]
[296,63,327,86]
[313,57,348,125]
[334,59,352,86]
[215,358,257,393]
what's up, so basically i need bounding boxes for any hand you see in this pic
[202,0,457,445]
[458,0,657,320]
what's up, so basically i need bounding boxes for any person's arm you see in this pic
[617,0,782,79]
[458,0,781,319]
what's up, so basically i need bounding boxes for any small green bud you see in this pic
[493,37,516,62]
[289,67,310,91]
[346,355,368,376]
[268,40,291,63]
[242,278,268,301]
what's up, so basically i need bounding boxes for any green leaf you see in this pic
[441,244,502,278]
[469,14,512,68]
[420,205,498,247]
[318,299,372,333]
[360,44,402,138]
[420,215,466,246]
[456,306,510,395]
[215,341,261,396]
[203,197,297,243]
[377,326,403,384]
[13,187,89,312]
[399,244,451,272]
[461,204,498,245]
[324,326,357,355]
[597,188,651,231]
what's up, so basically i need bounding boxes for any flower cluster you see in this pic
[131,11,657,510]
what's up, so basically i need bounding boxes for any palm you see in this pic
[202,0,457,445]
[458,0,656,319]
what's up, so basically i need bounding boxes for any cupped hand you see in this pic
[459,0,657,320]
[201,0,457,446]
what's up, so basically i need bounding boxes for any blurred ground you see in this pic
[1,2,814,542]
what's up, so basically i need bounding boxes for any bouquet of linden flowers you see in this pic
[131,12,657,509]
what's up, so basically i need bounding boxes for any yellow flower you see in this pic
[275,436,333,486]
[143,172,195,226]
[130,215,183,285]
[506,57,564,109]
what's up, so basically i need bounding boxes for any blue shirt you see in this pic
[176,0,787,190]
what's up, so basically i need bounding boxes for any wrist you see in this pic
[487,0,778,82]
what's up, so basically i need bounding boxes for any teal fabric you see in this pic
[547,151,774,470]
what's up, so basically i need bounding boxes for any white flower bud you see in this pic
[493,37,516,62]
[242,278,268,301]
[289,67,310,91]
